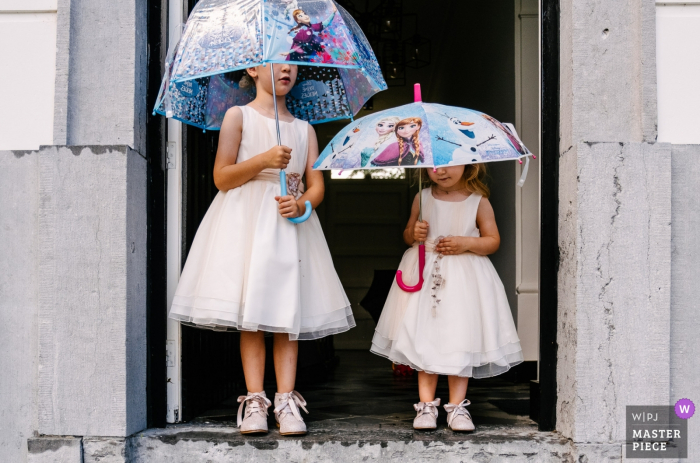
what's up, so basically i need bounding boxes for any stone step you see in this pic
[79,422,583,463]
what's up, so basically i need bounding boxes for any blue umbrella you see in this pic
[153,0,387,223]
[314,84,534,290]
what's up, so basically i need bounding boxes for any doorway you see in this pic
[162,0,546,427]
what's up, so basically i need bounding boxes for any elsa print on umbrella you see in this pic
[282,4,337,62]
[360,116,401,167]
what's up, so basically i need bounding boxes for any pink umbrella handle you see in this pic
[396,243,425,292]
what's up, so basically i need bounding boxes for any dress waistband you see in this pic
[415,238,440,252]
[250,171,281,183]
[249,170,305,198]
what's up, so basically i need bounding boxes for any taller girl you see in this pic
[169,62,354,436]
[371,164,523,432]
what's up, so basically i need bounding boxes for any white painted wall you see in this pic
[0,1,57,150]
[656,1,700,144]
[514,0,540,363]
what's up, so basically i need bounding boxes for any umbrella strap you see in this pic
[517,156,530,187]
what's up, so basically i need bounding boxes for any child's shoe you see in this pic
[237,391,272,434]
[413,398,441,430]
[274,391,309,436]
[444,399,475,432]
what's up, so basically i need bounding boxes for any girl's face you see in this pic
[427,165,465,190]
[248,63,298,96]
[295,11,310,24]
[375,121,396,136]
[397,122,419,139]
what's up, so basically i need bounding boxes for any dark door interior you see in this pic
[176,0,550,423]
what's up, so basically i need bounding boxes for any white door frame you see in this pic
[514,0,541,369]
[165,0,186,424]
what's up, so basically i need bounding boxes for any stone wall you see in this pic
[0,151,40,463]
[557,0,676,449]
[670,145,700,459]
[37,145,147,437]
[53,0,148,153]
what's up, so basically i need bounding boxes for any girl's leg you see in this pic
[273,333,298,393]
[240,331,266,392]
[447,376,469,404]
[418,371,439,402]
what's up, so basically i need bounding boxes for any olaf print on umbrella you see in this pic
[446,117,484,164]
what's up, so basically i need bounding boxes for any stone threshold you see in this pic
[104,422,618,462]
[29,421,625,462]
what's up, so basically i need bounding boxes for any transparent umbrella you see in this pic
[153,0,387,223]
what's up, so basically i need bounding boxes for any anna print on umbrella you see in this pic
[371,117,426,167]
[282,4,337,61]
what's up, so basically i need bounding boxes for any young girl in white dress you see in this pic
[370,164,523,432]
[169,62,354,436]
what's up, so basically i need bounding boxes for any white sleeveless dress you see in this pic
[169,106,354,340]
[370,188,523,377]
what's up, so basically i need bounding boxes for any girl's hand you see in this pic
[413,220,429,242]
[264,146,292,169]
[435,236,470,255]
[275,195,301,218]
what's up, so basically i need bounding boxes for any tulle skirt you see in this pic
[169,178,355,340]
[371,245,523,378]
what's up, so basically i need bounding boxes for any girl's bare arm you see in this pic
[434,197,500,256]
[403,193,428,245]
[213,107,292,191]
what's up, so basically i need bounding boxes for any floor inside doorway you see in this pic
[189,350,534,439]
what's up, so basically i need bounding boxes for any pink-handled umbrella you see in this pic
[395,87,426,292]
[314,83,534,293]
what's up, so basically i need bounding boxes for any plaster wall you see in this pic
[557,0,673,445]
[37,145,147,437]
[0,151,40,463]
[0,2,58,150]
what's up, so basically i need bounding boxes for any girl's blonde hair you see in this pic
[374,116,401,150]
[417,164,490,198]
[396,117,422,164]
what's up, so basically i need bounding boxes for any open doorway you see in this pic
[167,0,543,427]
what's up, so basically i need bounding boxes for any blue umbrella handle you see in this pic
[269,64,312,225]
[280,171,312,224]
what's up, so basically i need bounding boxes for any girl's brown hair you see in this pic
[396,117,422,165]
[417,164,490,198]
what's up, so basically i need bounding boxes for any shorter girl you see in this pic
[371,164,523,432]
[371,117,425,167]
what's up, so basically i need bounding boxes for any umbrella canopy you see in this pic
[313,84,534,291]
[153,0,387,130]
[313,102,530,170]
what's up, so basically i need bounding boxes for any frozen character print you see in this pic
[282,5,337,62]
[286,172,303,198]
[447,117,483,164]
[343,126,362,147]
[360,116,401,167]
[280,0,299,20]
[372,117,425,167]
[480,114,529,155]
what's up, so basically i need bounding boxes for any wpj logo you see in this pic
[626,406,687,459]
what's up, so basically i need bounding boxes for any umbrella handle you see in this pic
[269,64,312,224]
[280,171,312,224]
[396,243,425,292]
